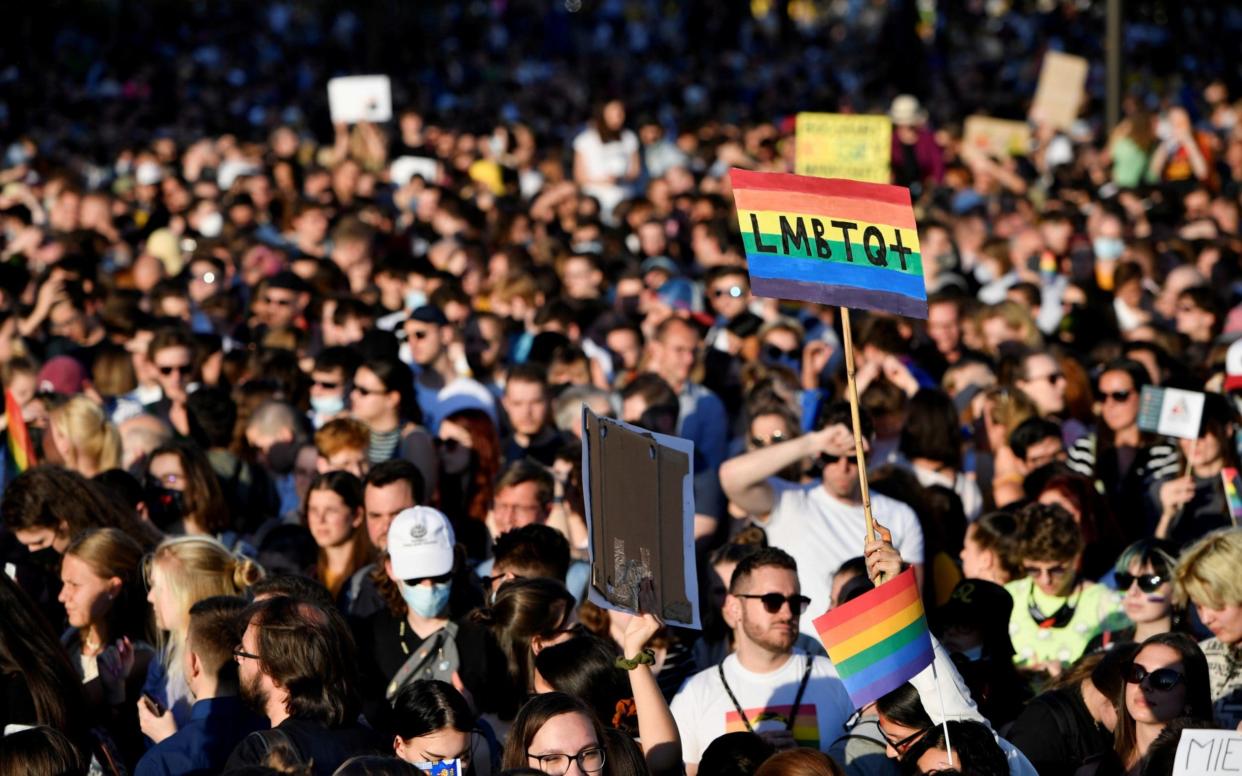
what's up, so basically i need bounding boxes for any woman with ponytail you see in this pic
[139,536,263,742]
[49,396,123,478]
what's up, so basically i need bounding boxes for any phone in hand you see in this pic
[141,694,165,717]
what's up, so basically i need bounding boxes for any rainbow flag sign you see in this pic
[4,389,35,473]
[813,567,933,709]
[729,168,927,319]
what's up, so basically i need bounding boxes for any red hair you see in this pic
[445,408,501,522]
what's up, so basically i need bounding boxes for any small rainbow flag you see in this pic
[5,389,35,473]
[813,567,933,709]
[729,168,927,319]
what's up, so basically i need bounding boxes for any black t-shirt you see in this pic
[353,608,512,732]
[1006,686,1111,776]
[225,717,385,776]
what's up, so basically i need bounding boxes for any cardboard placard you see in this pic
[327,75,393,125]
[581,408,700,629]
[794,113,892,183]
[1137,386,1206,440]
[1030,51,1088,130]
[1173,729,1242,775]
[963,116,1033,158]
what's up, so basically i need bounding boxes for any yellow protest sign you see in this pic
[963,116,1032,158]
[795,113,892,183]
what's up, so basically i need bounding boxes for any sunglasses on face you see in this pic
[312,379,341,390]
[712,285,745,299]
[1100,390,1133,403]
[404,572,453,587]
[157,364,193,377]
[410,329,433,340]
[1026,372,1065,387]
[1023,563,1069,581]
[1115,572,1165,593]
[735,592,812,616]
[763,344,801,362]
[1124,663,1184,691]
[750,430,787,448]
[817,452,858,467]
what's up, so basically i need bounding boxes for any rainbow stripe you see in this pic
[813,567,933,709]
[5,390,34,473]
[724,704,819,749]
[729,169,927,319]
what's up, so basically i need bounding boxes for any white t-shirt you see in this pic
[761,481,925,632]
[670,650,853,765]
[572,128,639,181]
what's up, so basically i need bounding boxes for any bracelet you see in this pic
[615,649,655,671]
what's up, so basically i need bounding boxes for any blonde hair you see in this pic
[144,536,264,688]
[51,396,121,472]
[980,300,1043,351]
[1175,528,1242,608]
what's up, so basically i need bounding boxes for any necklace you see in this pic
[718,656,813,734]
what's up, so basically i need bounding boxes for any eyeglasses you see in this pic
[763,344,801,362]
[734,593,812,616]
[879,725,931,755]
[1023,563,1070,582]
[527,746,606,775]
[1124,663,1184,692]
[1115,572,1165,593]
[1025,372,1065,387]
[712,285,745,298]
[157,364,193,377]
[233,647,261,662]
[312,379,341,390]
[750,430,787,448]
[1100,390,1133,403]
[818,452,858,467]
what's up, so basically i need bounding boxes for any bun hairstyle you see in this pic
[145,536,265,690]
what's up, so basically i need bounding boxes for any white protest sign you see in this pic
[1137,386,1206,440]
[1173,729,1242,776]
[327,75,393,125]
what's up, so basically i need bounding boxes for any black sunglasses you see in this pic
[157,364,193,376]
[735,593,812,616]
[750,431,787,448]
[763,344,801,362]
[404,572,453,586]
[818,452,858,467]
[1124,663,1184,691]
[1100,390,1133,403]
[1115,572,1165,593]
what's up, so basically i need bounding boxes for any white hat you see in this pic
[889,94,927,127]
[1226,339,1242,393]
[387,507,455,580]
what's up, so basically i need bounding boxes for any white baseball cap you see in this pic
[387,507,455,580]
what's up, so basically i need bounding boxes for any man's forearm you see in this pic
[720,433,818,496]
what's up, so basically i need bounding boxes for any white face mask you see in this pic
[198,211,224,238]
[959,645,985,662]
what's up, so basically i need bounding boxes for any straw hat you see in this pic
[889,94,927,127]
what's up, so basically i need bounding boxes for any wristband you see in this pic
[614,648,655,671]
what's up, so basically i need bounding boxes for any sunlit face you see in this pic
[731,566,801,653]
[959,525,998,581]
[152,345,194,402]
[1195,600,1242,646]
[749,413,792,450]
[59,553,117,630]
[148,452,187,491]
[146,561,185,633]
[365,481,416,551]
[1125,643,1189,725]
[491,481,547,535]
[502,380,548,437]
[926,302,961,356]
[877,712,928,760]
[306,488,362,549]
[1120,560,1173,625]
[1016,354,1065,416]
[1180,430,1226,470]
[395,726,473,769]
[653,323,699,388]
[527,711,600,775]
[1022,557,1077,597]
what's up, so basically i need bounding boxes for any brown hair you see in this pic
[314,418,370,458]
[500,692,609,773]
[0,726,86,776]
[64,528,151,644]
[303,471,371,598]
[968,512,1024,581]
[443,408,502,523]
[241,596,361,726]
[470,578,575,695]
[755,748,845,776]
[148,439,231,535]
[187,596,248,687]
[0,466,162,548]
[495,459,555,508]
[1015,502,1083,563]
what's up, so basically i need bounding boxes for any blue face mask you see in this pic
[400,580,452,618]
[310,394,345,416]
[405,289,428,312]
[1093,237,1125,261]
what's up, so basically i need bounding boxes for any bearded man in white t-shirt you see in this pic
[721,400,925,631]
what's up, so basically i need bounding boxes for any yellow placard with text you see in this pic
[795,113,892,183]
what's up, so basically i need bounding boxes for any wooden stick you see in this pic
[841,307,883,584]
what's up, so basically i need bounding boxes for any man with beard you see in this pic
[670,548,853,774]
[226,596,384,775]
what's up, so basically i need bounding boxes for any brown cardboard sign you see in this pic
[581,407,700,629]
[1029,51,1088,130]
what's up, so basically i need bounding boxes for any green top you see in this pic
[1005,578,1128,669]
[1110,137,1156,189]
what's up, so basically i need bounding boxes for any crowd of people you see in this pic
[3,1,1242,776]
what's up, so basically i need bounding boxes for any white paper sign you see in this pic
[327,75,393,125]
[1173,729,1242,776]
[1157,387,1207,440]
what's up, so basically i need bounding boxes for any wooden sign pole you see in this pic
[840,307,885,584]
